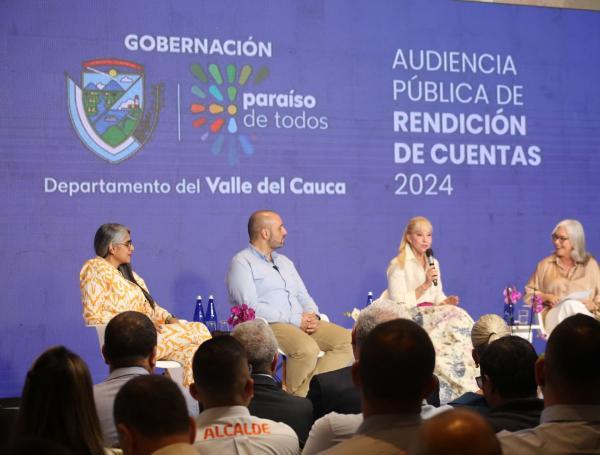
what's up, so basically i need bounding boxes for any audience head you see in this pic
[479,336,538,407]
[114,375,195,455]
[14,346,105,455]
[353,302,405,357]
[354,319,435,414]
[103,311,157,371]
[93,223,130,258]
[471,314,511,365]
[552,219,588,263]
[190,336,253,408]
[538,314,600,405]
[232,320,278,375]
[414,409,501,455]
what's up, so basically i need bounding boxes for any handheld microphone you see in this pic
[425,248,437,286]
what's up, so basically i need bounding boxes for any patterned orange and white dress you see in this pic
[80,256,211,386]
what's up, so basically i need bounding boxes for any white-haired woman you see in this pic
[524,219,600,335]
[383,216,476,403]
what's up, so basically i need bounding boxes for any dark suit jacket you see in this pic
[307,366,441,421]
[248,374,313,447]
[448,392,490,415]
[486,398,543,432]
[307,366,361,421]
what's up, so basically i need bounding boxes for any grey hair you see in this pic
[553,219,589,263]
[93,223,130,258]
[355,302,407,348]
[232,319,278,374]
[471,314,511,356]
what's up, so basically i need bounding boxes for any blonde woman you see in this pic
[384,216,476,403]
[448,314,512,410]
[471,314,511,367]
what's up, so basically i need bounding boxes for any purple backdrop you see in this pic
[1,0,600,397]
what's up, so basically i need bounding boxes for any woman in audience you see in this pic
[13,346,107,455]
[383,216,476,403]
[80,223,211,386]
[449,314,511,412]
[524,219,600,335]
[471,314,511,366]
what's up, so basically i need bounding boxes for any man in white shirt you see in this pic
[498,314,600,454]
[189,335,300,454]
[321,318,438,454]
[303,303,450,454]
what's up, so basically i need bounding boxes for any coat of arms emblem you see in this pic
[66,59,162,163]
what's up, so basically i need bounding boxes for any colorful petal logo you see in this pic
[190,63,268,164]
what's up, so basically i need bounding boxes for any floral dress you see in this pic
[385,255,477,403]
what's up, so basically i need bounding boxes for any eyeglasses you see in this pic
[114,241,133,249]
[551,234,569,242]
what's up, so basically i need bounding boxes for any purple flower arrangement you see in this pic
[227,303,256,328]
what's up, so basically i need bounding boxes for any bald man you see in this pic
[413,409,501,455]
[226,210,352,397]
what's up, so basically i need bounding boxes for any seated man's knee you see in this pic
[285,336,320,359]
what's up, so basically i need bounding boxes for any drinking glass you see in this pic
[218,320,230,333]
[517,309,530,325]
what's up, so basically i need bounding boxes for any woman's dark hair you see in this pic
[14,346,105,455]
[93,223,155,309]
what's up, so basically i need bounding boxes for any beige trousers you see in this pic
[270,321,353,397]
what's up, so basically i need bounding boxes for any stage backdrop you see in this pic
[1,0,599,397]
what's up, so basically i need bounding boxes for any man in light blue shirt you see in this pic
[226,210,352,397]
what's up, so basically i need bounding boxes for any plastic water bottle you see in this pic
[366,291,374,307]
[503,290,514,326]
[205,295,217,332]
[193,295,205,323]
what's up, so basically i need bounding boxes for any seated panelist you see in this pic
[226,210,352,397]
[524,219,600,335]
[383,216,476,403]
[80,223,211,387]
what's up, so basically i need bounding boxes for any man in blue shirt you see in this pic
[226,210,352,396]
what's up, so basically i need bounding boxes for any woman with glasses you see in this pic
[524,219,600,335]
[80,223,211,386]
